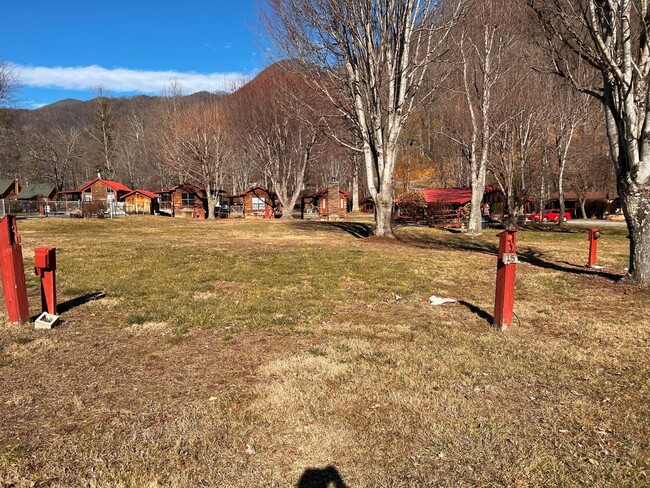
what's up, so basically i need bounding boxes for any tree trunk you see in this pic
[281,205,294,219]
[467,173,485,235]
[374,190,394,237]
[506,188,517,228]
[622,190,650,285]
[580,199,587,219]
[467,184,485,235]
[207,194,217,219]
[363,144,396,237]
[558,173,566,226]
[352,160,359,212]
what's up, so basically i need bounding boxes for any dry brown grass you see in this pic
[0,217,648,487]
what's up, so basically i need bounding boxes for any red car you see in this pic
[530,209,572,223]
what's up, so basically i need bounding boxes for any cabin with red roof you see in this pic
[121,189,160,215]
[395,187,507,227]
[79,177,132,204]
[227,186,278,218]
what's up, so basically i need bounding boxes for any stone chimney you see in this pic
[327,179,340,221]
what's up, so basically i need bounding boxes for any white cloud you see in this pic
[11,63,249,94]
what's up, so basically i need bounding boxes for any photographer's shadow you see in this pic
[297,465,348,488]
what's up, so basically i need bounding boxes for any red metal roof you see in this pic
[397,186,501,205]
[79,177,132,193]
[419,188,473,205]
[121,189,159,200]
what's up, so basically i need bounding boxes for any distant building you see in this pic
[79,177,132,204]
[58,177,132,203]
[546,191,612,219]
[17,183,58,201]
[120,189,159,215]
[0,179,20,200]
[227,186,278,218]
[300,187,351,220]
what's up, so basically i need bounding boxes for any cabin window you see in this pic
[181,193,194,207]
[107,187,115,203]
[84,189,92,201]
[252,197,265,211]
[321,199,327,209]
[340,198,345,208]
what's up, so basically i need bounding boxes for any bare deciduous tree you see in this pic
[261,0,460,236]
[165,104,232,219]
[531,0,650,285]
[86,87,119,179]
[0,60,17,108]
[27,126,81,191]
[228,66,320,219]
[548,87,590,225]
[458,1,515,234]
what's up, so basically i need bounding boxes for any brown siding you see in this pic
[125,194,155,214]
[172,188,204,218]
[242,190,274,217]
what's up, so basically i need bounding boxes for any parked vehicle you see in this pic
[530,209,572,223]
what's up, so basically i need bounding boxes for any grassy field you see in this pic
[0,216,648,487]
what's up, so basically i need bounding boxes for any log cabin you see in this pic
[301,187,351,220]
[394,186,510,227]
[227,186,278,218]
[156,183,226,218]
[121,189,159,215]
[79,177,132,204]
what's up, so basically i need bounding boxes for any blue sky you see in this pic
[0,0,266,108]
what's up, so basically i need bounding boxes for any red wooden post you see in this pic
[265,205,271,219]
[0,216,30,323]
[34,247,57,315]
[587,228,600,267]
[493,229,518,331]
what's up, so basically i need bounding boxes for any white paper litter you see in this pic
[429,295,458,306]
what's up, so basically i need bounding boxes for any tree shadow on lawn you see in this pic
[291,220,374,239]
[399,232,622,282]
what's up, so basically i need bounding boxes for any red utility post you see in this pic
[0,215,30,323]
[587,228,600,267]
[493,229,518,331]
[34,247,57,315]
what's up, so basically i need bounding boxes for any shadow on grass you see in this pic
[400,232,622,282]
[292,220,374,238]
[458,300,493,325]
[297,466,348,488]
[58,292,106,314]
